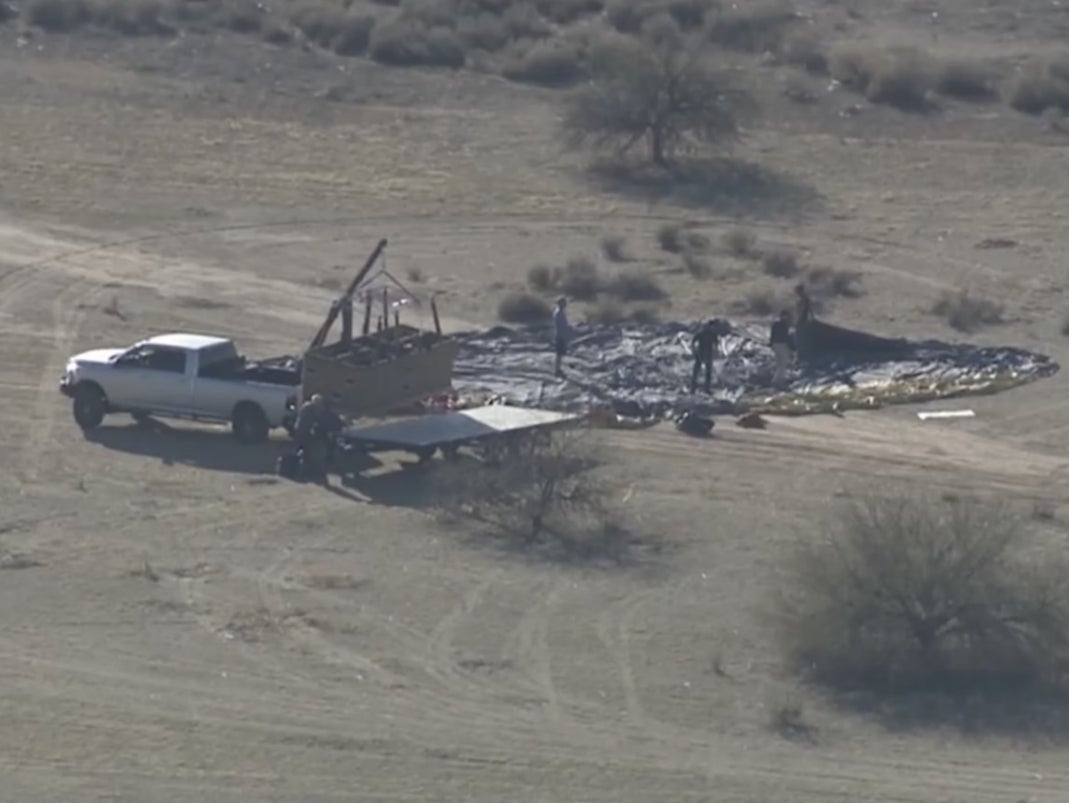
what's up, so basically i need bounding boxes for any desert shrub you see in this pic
[1008,57,1069,115]
[781,494,1069,692]
[526,263,556,292]
[24,0,90,30]
[685,231,710,252]
[931,290,1003,332]
[704,0,797,53]
[502,38,586,87]
[738,287,780,316]
[456,12,509,51]
[0,0,14,22]
[657,223,685,253]
[290,2,344,47]
[606,271,666,301]
[1061,315,1069,337]
[683,252,712,278]
[601,235,629,262]
[88,0,173,34]
[762,249,800,278]
[563,28,752,166]
[865,55,933,111]
[501,2,552,39]
[723,226,757,257]
[534,0,602,25]
[935,59,998,101]
[607,0,712,32]
[806,266,863,299]
[331,12,376,55]
[498,291,552,323]
[432,428,631,561]
[559,256,601,300]
[779,30,827,74]
[829,44,876,92]
[262,23,293,44]
[369,19,466,68]
[212,0,264,32]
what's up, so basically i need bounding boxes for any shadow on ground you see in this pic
[586,157,821,217]
[86,418,284,475]
[831,685,1069,742]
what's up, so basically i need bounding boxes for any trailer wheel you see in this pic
[73,384,107,432]
[232,402,269,443]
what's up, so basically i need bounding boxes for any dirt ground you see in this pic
[4,2,1069,800]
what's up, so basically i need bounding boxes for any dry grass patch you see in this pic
[831,45,936,111]
[935,59,999,102]
[498,291,552,323]
[931,290,1003,333]
[722,226,757,258]
[657,223,686,253]
[806,266,863,299]
[682,252,712,278]
[369,18,466,68]
[526,257,602,301]
[605,270,666,302]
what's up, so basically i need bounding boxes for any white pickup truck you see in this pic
[59,333,301,442]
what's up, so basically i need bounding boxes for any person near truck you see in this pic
[294,393,342,483]
[770,310,796,388]
[552,296,572,378]
[793,283,814,362]
[690,319,721,394]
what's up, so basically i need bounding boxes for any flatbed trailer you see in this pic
[335,404,581,468]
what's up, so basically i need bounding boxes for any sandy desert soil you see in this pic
[4,1,1069,800]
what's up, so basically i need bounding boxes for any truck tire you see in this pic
[73,384,107,432]
[232,402,269,444]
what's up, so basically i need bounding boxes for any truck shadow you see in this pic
[85,418,285,475]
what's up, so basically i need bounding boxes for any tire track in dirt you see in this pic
[593,589,659,728]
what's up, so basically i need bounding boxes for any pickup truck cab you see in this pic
[59,333,300,442]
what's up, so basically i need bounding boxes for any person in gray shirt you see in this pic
[553,296,572,378]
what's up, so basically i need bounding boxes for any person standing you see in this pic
[690,319,720,394]
[552,296,572,378]
[770,310,795,388]
[793,283,814,362]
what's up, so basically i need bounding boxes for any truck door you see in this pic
[113,346,192,411]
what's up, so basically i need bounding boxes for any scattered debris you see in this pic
[736,412,768,429]
[675,411,714,437]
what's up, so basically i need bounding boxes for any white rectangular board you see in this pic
[344,405,580,449]
[917,409,976,420]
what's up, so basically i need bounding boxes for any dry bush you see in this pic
[704,0,798,53]
[330,12,376,55]
[498,291,552,323]
[723,226,757,258]
[935,59,999,102]
[0,0,15,22]
[829,43,876,92]
[526,263,556,292]
[559,256,601,300]
[369,18,466,68]
[290,3,374,53]
[607,0,713,33]
[657,222,685,253]
[1061,315,1069,337]
[931,290,1003,333]
[738,287,781,316]
[24,0,90,30]
[500,2,552,40]
[780,494,1069,693]
[211,0,264,33]
[1008,56,1069,115]
[865,55,933,111]
[502,38,586,87]
[456,11,510,51]
[683,252,712,278]
[432,428,631,561]
[762,249,800,278]
[605,270,666,302]
[779,29,827,74]
[90,0,174,34]
[601,234,629,262]
[806,265,863,299]
[684,231,710,252]
[534,0,602,25]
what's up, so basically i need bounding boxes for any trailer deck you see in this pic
[340,405,580,453]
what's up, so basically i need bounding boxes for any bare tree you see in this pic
[562,21,753,167]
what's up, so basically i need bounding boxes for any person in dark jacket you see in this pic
[294,394,343,483]
[690,319,721,394]
[770,311,795,387]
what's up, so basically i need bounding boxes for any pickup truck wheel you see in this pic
[73,385,107,432]
[232,402,269,444]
